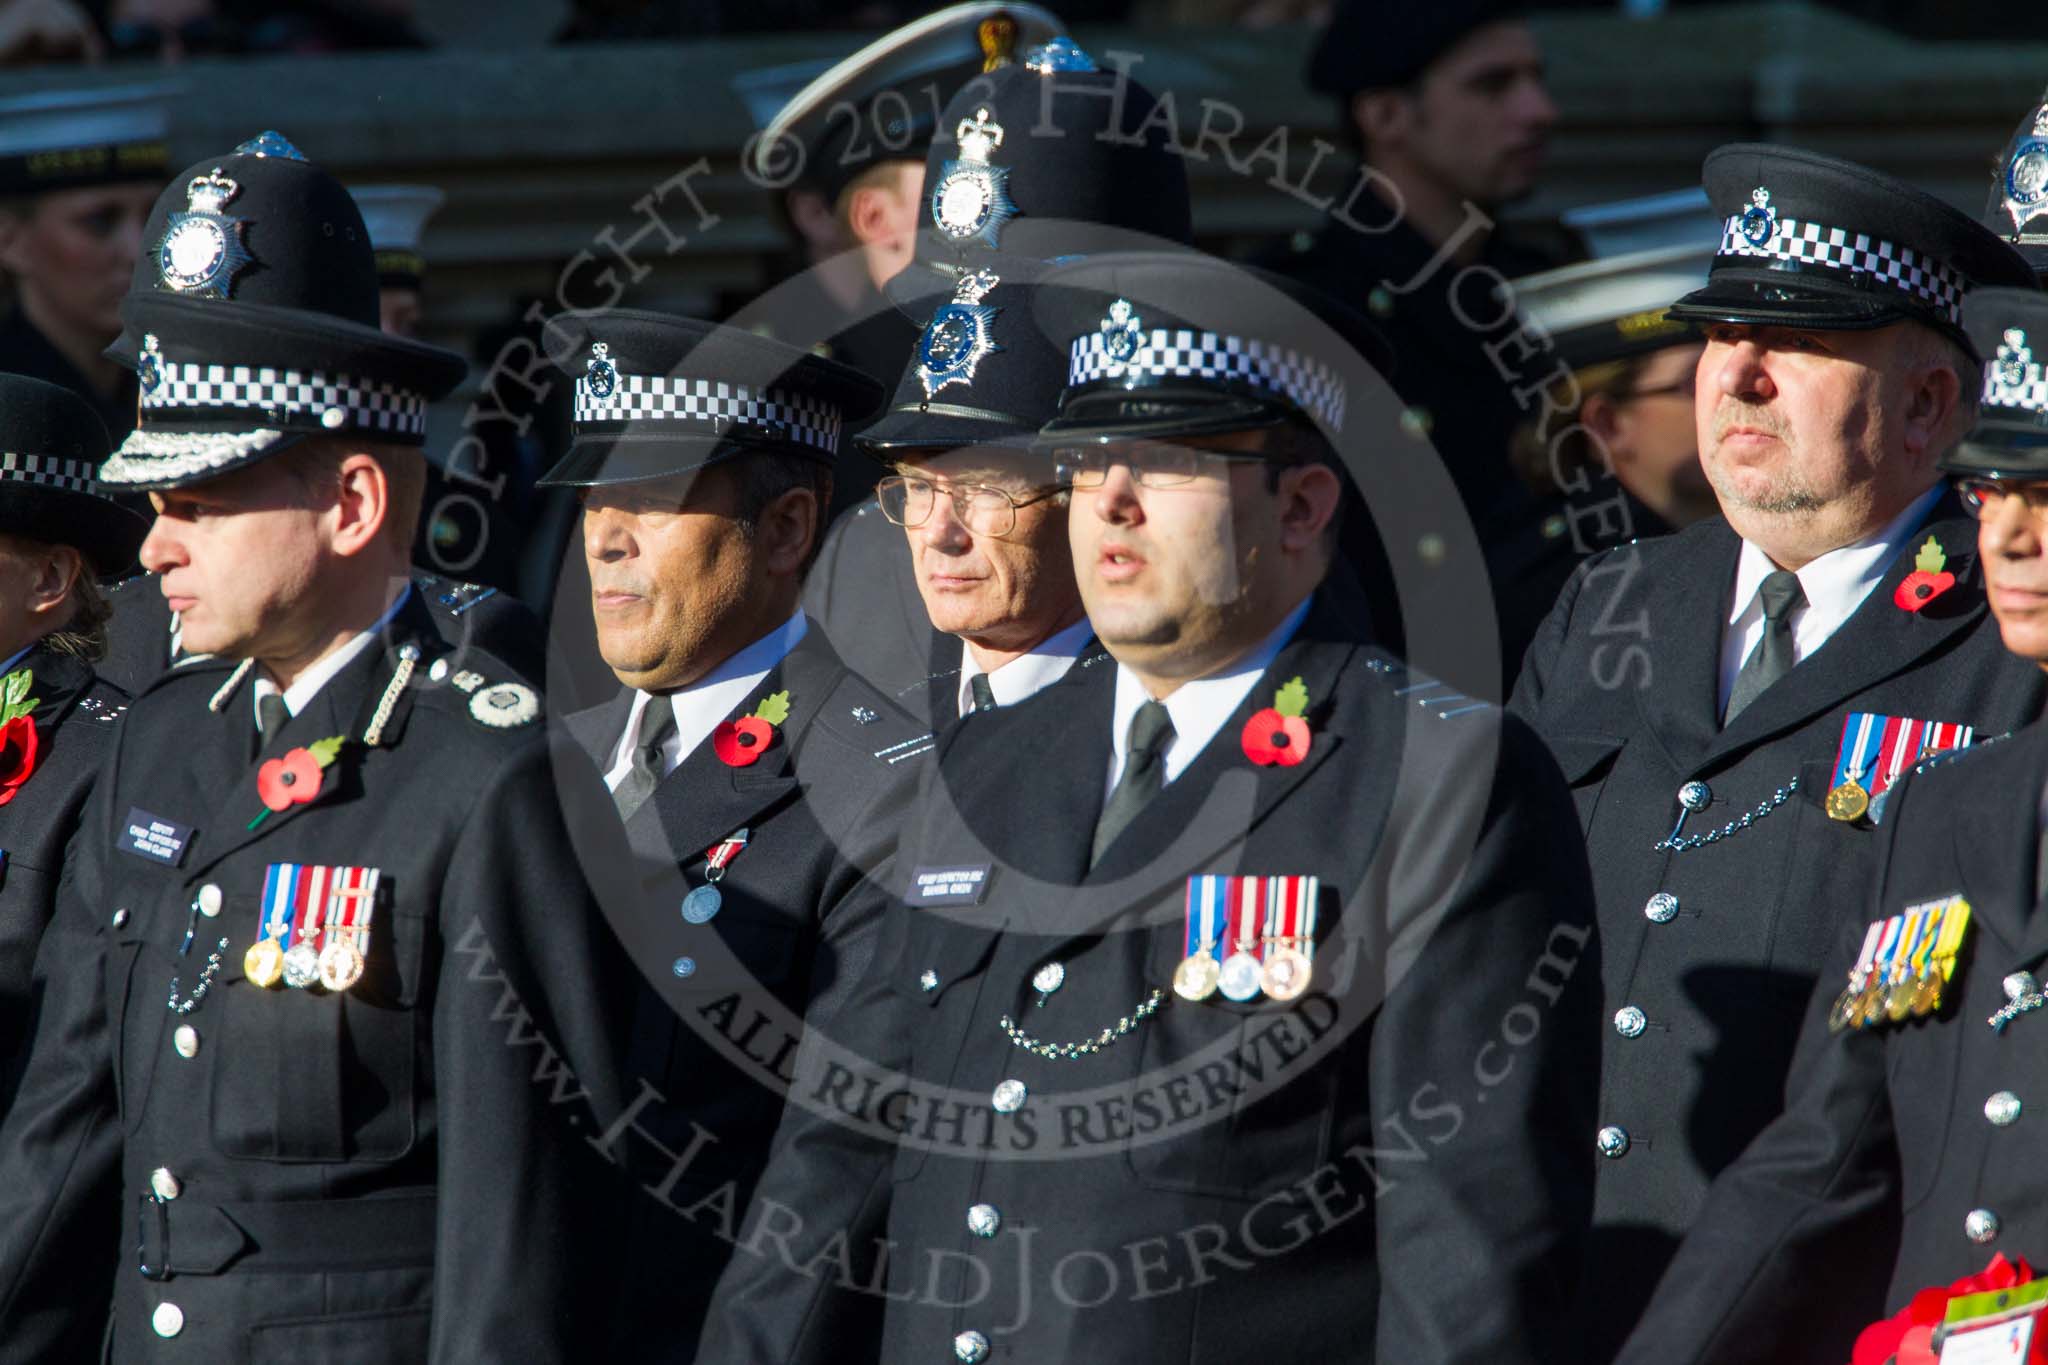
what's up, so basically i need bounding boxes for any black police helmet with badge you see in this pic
[0,373,147,576]
[1943,286,2048,482]
[1029,250,1391,450]
[535,310,883,488]
[96,131,466,491]
[900,37,1194,292]
[1985,86,2048,284]
[1669,143,2037,360]
[752,1,1063,205]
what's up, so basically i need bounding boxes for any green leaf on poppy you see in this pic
[1914,535,1947,575]
[0,668,36,725]
[1273,676,1309,718]
[753,690,791,726]
[307,735,346,768]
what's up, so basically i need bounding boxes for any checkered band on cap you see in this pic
[1984,364,2048,417]
[1067,328,1347,433]
[575,373,844,453]
[1718,214,1970,324]
[142,359,430,437]
[0,451,102,495]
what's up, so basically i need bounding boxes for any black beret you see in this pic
[536,310,884,487]
[1307,0,1526,98]
[1669,143,2038,360]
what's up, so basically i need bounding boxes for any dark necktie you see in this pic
[612,699,676,822]
[1724,569,1806,725]
[968,672,997,715]
[1090,701,1175,868]
[253,691,290,760]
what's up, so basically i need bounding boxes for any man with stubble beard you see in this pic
[1508,144,2048,1359]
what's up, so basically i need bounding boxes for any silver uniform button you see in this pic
[1032,962,1065,996]
[111,908,129,929]
[152,1302,184,1338]
[1986,1091,2023,1127]
[967,1204,1001,1238]
[1644,892,1680,924]
[196,883,223,917]
[1967,1208,2001,1243]
[2005,972,2039,1002]
[954,1330,990,1363]
[1596,1125,1630,1159]
[173,1025,199,1059]
[149,1167,182,1201]
[1678,781,1712,811]
[920,969,940,992]
[991,1079,1027,1114]
[429,657,451,682]
[1614,1006,1647,1038]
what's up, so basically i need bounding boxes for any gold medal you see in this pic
[317,940,365,993]
[1173,953,1220,1002]
[244,939,284,989]
[1885,974,1916,1023]
[1910,969,1944,1017]
[1855,980,1889,1029]
[1827,979,1862,1033]
[1261,945,1311,1001]
[1825,779,1870,823]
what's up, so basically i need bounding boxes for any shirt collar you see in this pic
[0,644,33,679]
[252,584,412,725]
[957,615,1094,714]
[1727,485,1943,628]
[609,609,808,782]
[1108,595,1312,793]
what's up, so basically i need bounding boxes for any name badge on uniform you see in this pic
[1827,713,1973,823]
[1828,894,1971,1032]
[910,863,993,907]
[118,808,194,866]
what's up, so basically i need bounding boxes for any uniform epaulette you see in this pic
[414,573,500,619]
[75,693,128,724]
[423,653,539,730]
[1361,651,1496,721]
[815,671,933,767]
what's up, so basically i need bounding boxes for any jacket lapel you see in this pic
[564,688,634,768]
[1702,510,1985,769]
[1628,520,1741,772]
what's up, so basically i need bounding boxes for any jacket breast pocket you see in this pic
[209,897,425,1164]
[248,1304,431,1364]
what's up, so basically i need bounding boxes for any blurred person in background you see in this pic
[0,85,166,442]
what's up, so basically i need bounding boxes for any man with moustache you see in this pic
[1614,284,2048,1364]
[803,37,1193,726]
[0,133,628,1362]
[1507,144,2047,1359]
[0,87,168,443]
[537,312,935,1363]
[0,377,146,1121]
[701,254,1598,1365]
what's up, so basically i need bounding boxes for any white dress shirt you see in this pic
[955,616,1094,717]
[1104,595,1313,801]
[602,610,808,792]
[1717,487,1943,713]
[250,586,412,726]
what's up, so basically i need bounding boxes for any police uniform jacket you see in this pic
[0,595,632,1364]
[0,645,128,1111]
[98,570,547,697]
[1507,506,2048,1356]
[703,591,1601,1365]
[564,624,932,1364]
[1615,717,2048,1364]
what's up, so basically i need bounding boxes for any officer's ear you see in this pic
[0,201,31,277]
[753,484,819,579]
[327,451,394,561]
[20,539,81,624]
[1271,460,1342,556]
[1351,88,1416,157]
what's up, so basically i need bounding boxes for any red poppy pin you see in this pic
[249,735,344,829]
[0,668,40,807]
[1243,676,1312,767]
[714,690,791,768]
[1894,535,1955,613]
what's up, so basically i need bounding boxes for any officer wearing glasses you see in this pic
[1616,285,2048,1363]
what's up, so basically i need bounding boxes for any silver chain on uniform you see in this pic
[1652,776,1800,853]
[167,937,231,1014]
[999,990,1166,1061]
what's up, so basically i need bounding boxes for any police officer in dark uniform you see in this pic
[0,87,169,445]
[701,252,1599,1365]
[1507,144,2047,1360]
[535,310,931,1363]
[1264,0,1571,690]
[746,1,1061,520]
[0,376,146,1116]
[0,133,629,1362]
[1614,282,2048,1365]
[805,36,1192,727]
